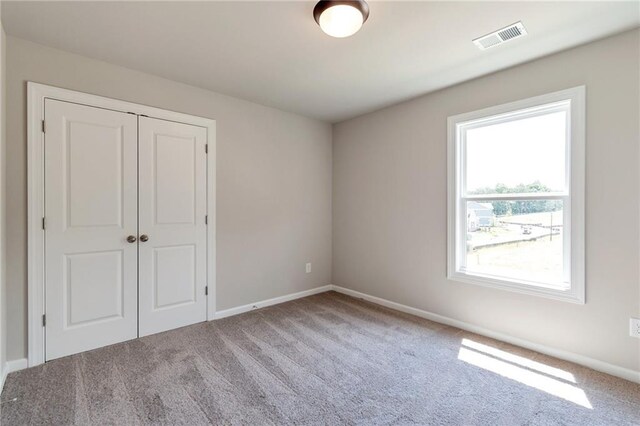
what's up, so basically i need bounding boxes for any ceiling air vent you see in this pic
[473,22,527,50]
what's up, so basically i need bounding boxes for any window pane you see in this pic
[465,200,564,286]
[465,111,567,195]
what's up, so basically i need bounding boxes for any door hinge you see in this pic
[205,144,208,154]
[205,286,208,296]
[42,217,46,230]
[42,120,46,133]
[205,215,208,225]
[42,314,46,327]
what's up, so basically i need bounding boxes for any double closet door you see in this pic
[44,99,208,361]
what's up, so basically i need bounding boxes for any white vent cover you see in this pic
[473,22,527,50]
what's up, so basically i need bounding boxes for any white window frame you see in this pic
[447,86,585,304]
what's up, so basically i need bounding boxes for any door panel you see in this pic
[65,250,124,326]
[154,134,196,225]
[67,120,123,228]
[45,99,138,361]
[154,245,196,309]
[139,117,207,336]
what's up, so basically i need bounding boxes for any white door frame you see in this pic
[27,82,217,367]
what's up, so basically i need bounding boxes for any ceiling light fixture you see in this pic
[313,1,370,38]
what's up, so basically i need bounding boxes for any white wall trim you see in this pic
[214,285,333,319]
[9,281,639,385]
[1,359,28,393]
[27,82,216,367]
[330,285,640,384]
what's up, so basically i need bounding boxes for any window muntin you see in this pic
[448,88,585,303]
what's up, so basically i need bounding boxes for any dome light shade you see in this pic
[313,1,370,38]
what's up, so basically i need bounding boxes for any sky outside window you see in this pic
[465,111,567,194]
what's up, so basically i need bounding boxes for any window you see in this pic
[447,87,585,303]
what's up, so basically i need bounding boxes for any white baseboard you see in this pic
[4,286,333,383]
[213,285,333,320]
[1,358,28,393]
[7,283,637,389]
[213,283,640,383]
[330,285,640,384]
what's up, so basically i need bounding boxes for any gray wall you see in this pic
[6,36,333,361]
[333,29,640,372]
[1,13,6,381]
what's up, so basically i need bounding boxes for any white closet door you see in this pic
[45,99,138,361]
[138,117,208,337]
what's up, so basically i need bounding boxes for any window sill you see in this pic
[448,270,585,304]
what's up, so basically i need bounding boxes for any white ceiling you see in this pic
[3,1,639,123]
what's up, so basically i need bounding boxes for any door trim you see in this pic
[27,82,217,367]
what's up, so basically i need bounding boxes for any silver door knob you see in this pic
[140,234,149,242]
[126,235,137,243]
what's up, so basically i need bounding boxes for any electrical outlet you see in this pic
[630,318,640,338]
[305,263,312,274]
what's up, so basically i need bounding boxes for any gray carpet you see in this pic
[1,291,639,425]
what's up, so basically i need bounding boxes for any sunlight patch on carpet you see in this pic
[458,339,592,409]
